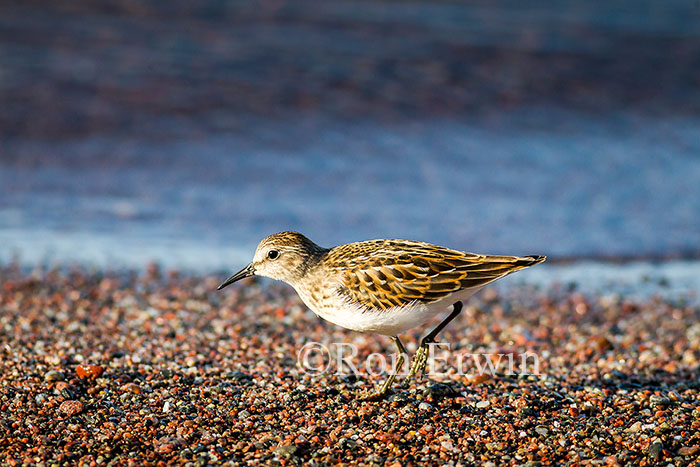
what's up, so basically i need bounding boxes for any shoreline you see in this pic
[1,266,698,465]
[3,258,699,304]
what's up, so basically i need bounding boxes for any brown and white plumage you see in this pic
[218,232,545,335]
[330,239,544,310]
[218,231,545,398]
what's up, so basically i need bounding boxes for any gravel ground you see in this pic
[1,263,699,466]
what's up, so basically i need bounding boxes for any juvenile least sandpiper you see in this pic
[218,231,545,399]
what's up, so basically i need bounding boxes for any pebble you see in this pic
[423,383,458,400]
[59,400,84,416]
[588,335,613,352]
[274,445,298,458]
[121,382,142,394]
[44,370,64,382]
[388,392,409,403]
[366,455,385,465]
[627,421,642,433]
[228,371,253,384]
[465,373,493,385]
[649,395,671,407]
[76,363,104,379]
[156,437,184,454]
[679,446,700,456]
[1,265,698,465]
[649,440,663,460]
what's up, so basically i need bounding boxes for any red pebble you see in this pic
[55,382,71,392]
[59,400,84,416]
[155,437,184,454]
[76,364,104,380]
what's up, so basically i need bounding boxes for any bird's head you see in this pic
[217,231,325,289]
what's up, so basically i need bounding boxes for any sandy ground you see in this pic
[0,264,699,466]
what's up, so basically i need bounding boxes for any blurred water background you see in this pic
[1,0,699,297]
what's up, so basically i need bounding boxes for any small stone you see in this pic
[611,370,628,379]
[465,373,492,385]
[440,440,454,451]
[423,383,458,400]
[35,393,49,404]
[228,371,253,384]
[238,410,251,420]
[679,446,700,456]
[627,421,642,433]
[649,395,671,407]
[274,445,298,458]
[339,437,358,449]
[649,440,662,459]
[76,363,104,380]
[59,400,84,416]
[535,426,548,436]
[163,401,171,413]
[181,403,197,414]
[54,381,70,392]
[657,422,672,432]
[476,400,490,409]
[59,386,75,399]
[156,437,184,454]
[121,382,141,394]
[45,370,64,382]
[589,335,613,352]
[418,402,432,411]
[388,392,409,403]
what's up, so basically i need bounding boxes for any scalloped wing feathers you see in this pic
[327,239,545,310]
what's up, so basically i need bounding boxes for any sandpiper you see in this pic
[218,231,545,399]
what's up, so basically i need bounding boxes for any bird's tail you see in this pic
[515,255,547,268]
[487,254,546,274]
[456,254,546,289]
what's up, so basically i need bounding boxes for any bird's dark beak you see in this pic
[217,263,255,290]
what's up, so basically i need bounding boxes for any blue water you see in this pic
[2,109,699,269]
[1,1,699,272]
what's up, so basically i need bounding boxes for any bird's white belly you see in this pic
[295,286,484,336]
[315,301,438,335]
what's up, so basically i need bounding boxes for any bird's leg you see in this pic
[409,301,463,378]
[359,336,407,400]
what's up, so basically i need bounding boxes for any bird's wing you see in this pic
[331,239,544,311]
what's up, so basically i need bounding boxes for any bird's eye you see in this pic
[267,250,280,260]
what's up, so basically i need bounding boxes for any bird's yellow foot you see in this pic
[408,344,430,378]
